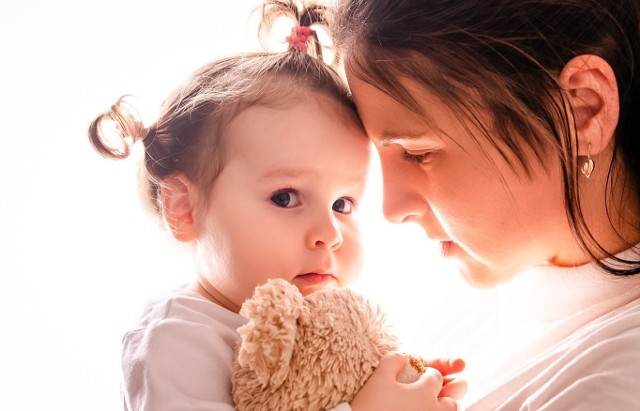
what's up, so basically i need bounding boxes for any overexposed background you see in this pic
[0,1,466,410]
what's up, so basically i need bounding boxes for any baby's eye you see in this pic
[332,197,356,214]
[271,190,301,208]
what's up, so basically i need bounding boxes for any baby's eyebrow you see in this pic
[258,168,316,181]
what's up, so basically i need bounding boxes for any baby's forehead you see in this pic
[239,88,363,130]
[254,83,352,110]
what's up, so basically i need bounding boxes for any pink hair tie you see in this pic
[286,26,312,52]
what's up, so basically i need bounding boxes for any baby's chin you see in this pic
[291,273,339,296]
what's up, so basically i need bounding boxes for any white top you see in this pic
[122,288,246,411]
[440,246,640,410]
[121,287,353,411]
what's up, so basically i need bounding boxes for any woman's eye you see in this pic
[332,197,356,214]
[271,190,301,208]
[402,151,431,163]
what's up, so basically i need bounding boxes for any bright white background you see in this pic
[0,1,466,410]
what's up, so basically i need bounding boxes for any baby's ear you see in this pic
[160,174,197,242]
[236,278,305,388]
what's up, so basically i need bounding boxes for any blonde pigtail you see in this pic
[88,95,148,160]
[258,0,338,67]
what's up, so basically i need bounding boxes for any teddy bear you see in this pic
[232,278,428,411]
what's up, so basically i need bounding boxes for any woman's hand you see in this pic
[350,352,459,411]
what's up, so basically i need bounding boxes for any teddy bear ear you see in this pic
[236,278,306,388]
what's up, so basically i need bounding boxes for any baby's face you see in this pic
[195,92,371,311]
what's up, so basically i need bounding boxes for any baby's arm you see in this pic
[338,353,459,411]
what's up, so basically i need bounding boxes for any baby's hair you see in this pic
[259,0,332,60]
[88,0,357,221]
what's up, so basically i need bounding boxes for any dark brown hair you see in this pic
[333,0,640,275]
[88,1,356,220]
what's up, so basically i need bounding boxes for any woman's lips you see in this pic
[440,241,454,257]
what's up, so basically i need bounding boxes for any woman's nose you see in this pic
[380,156,426,224]
[306,211,344,250]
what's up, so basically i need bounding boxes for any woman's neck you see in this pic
[579,144,640,258]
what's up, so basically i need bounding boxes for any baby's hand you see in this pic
[421,357,467,399]
[350,352,458,411]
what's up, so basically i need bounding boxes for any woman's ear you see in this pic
[161,175,197,242]
[557,54,619,156]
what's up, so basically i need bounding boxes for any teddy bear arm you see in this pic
[396,354,427,384]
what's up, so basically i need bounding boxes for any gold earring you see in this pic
[581,143,595,179]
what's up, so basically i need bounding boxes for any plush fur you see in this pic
[232,278,425,411]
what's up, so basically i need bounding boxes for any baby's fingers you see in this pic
[437,396,459,411]
[441,376,468,400]
[416,367,445,397]
[417,367,460,410]
[423,357,465,376]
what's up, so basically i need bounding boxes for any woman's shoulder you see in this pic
[523,306,640,410]
[467,297,640,410]
[537,295,640,378]
[576,292,640,341]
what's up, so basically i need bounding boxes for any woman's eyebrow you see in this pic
[378,132,427,145]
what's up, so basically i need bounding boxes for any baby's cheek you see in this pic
[339,232,364,285]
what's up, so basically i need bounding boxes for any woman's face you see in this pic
[346,70,583,287]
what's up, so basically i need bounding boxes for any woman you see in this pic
[332,0,640,409]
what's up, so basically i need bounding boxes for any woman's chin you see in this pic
[450,257,504,289]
